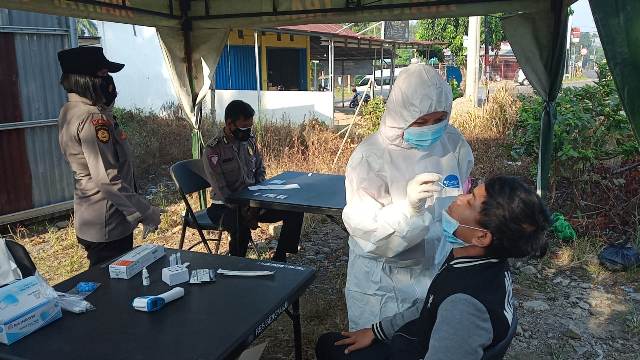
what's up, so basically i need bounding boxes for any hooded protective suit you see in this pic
[343,64,474,330]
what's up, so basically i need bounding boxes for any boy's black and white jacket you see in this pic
[371,254,514,360]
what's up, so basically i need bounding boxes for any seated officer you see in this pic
[202,100,304,262]
[316,176,551,360]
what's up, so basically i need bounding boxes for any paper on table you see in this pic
[217,269,275,276]
[268,180,286,184]
[247,184,300,190]
[238,342,267,360]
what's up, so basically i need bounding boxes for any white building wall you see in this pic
[215,90,334,124]
[97,21,177,110]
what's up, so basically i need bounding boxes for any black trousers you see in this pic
[315,332,392,360]
[206,204,304,260]
[77,233,134,268]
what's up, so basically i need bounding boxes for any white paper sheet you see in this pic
[247,184,300,191]
[238,342,267,360]
[268,180,286,184]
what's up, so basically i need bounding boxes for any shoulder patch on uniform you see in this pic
[208,154,219,166]
[95,125,110,143]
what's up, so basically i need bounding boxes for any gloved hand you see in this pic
[406,173,442,214]
[142,206,162,239]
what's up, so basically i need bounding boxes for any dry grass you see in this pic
[255,117,360,176]
[450,84,531,182]
[450,83,521,140]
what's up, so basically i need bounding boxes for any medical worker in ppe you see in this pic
[343,64,474,330]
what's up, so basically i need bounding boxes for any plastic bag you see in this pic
[67,281,101,298]
[55,292,95,314]
[598,244,640,272]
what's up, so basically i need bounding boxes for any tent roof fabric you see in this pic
[0,0,553,29]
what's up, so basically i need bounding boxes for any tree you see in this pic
[77,19,98,37]
[415,16,505,66]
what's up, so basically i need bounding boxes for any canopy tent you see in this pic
[0,0,637,196]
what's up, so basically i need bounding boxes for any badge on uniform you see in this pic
[442,174,460,188]
[95,125,110,144]
[248,146,254,157]
[208,154,219,166]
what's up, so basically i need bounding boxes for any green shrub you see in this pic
[450,79,463,100]
[358,96,385,135]
[509,61,639,182]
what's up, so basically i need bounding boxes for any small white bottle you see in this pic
[142,267,150,286]
[176,252,182,266]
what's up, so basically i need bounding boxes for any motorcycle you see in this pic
[348,89,371,109]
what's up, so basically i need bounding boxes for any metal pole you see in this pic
[180,0,206,209]
[313,61,318,90]
[341,60,345,108]
[390,44,396,97]
[380,43,384,98]
[329,39,334,92]
[372,48,376,98]
[484,15,490,81]
[254,30,261,115]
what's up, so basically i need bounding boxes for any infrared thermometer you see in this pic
[132,287,184,312]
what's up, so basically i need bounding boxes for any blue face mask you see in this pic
[442,209,487,248]
[403,120,448,150]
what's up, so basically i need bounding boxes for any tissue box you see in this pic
[0,276,62,345]
[162,266,189,286]
[109,244,165,279]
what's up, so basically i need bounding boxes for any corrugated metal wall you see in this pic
[0,9,74,220]
[0,32,33,216]
[215,45,259,90]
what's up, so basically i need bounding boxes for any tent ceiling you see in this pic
[1,0,553,29]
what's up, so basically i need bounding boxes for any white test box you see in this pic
[0,276,62,345]
[109,244,165,279]
[162,266,189,286]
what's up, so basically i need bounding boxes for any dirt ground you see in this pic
[4,90,640,359]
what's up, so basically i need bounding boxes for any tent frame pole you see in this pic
[180,0,206,208]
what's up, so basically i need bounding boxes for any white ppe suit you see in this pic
[343,64,474,330]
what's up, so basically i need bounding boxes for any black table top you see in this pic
[1,249,315,360]
[228,171,346,216]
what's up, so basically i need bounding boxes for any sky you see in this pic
[571,0,598,33]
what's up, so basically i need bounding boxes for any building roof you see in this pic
[272,24,444,50]
[279,24,359,37]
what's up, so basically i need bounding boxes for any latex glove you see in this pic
[406,173,442,214]
[142,206,162,239]
[335,328,376,354]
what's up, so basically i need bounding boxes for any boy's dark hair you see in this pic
[224,100,255,123]
[478,176,551,259]
[60,73,105,106]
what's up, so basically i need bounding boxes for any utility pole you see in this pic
[484,16,490,81]
[465,16,481,106]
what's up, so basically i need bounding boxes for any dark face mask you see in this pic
[100,75,117,107]
[232,127,252,142]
